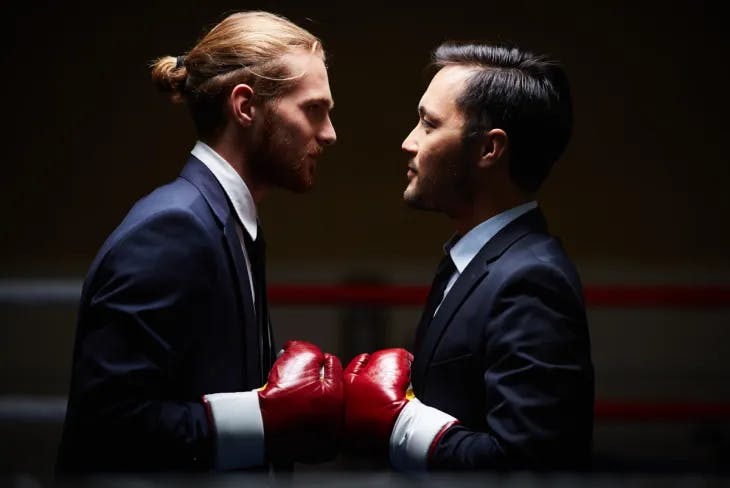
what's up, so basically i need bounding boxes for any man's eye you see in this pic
[420,118,435,129]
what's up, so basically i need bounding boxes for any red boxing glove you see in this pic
[343,348,458,471]
[259,340,343,463]
[343,348,413,455]
[203,340,343,469]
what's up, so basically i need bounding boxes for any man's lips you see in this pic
[306,147,323,160]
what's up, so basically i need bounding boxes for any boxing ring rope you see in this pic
[2,281,729,307]
[268,284,730,308]
[1,280,730,423]
[273,283,730,424]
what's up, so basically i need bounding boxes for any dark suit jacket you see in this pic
[412,208,594,470]
[56,156,273,473]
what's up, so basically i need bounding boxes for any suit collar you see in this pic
[190,141,259,240]
[472,207,548,265]
[179,155,231,226]
[448,201,538,274]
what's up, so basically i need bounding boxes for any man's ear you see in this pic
[229,84,255,127]
[477,128,508,168]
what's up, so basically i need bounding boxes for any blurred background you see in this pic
[1,0,729,484]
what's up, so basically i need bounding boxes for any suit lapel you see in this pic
[413,208,548,389]
[223,221,261,386]
[413,258,489,386]
[180,156,261,387]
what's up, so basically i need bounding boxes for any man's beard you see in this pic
[404,149,475,215]
[251,115,313,193]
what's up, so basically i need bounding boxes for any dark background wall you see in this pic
[1,0,729,481]
[2,1,728,274]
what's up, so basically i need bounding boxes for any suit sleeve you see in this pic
[430,262,594,470]
[65,209,220,471]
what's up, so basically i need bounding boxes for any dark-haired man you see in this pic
[343,42,594,471]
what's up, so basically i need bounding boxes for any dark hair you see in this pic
[432,42,573,193]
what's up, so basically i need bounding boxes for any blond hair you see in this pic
[150,11,324,137]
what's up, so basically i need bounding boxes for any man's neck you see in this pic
[203,136,267,205]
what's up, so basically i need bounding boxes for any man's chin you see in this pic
[269,167,313,193]
[403,191,427,210]
[403,190,444,213]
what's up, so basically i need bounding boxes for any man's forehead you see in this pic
[281,51,333,105]
[420,65,474,113]
[429,66,474,95]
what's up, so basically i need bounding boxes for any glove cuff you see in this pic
[202,390,265,470]
[388,397,458,471]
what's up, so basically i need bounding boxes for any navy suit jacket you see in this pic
[57,156,273,473]
[413,208,594,470]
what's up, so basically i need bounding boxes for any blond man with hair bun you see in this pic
[57,11,340,474]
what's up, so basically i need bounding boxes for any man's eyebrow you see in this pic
[418,105,437,120]
[306,97,334,110]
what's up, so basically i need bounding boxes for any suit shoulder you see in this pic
[506,231,577,270]
[112,177,217,237]
[86,178,218,275]
[495,231,584,295]
[127,178,211,221]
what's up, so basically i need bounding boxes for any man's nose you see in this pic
[401,126,418,153]
[318,116,337,146]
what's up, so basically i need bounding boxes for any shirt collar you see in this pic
[191,141,258,240]
[446,201,538,273]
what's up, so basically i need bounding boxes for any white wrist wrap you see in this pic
[389,398,456,471]
[203,390,265,470]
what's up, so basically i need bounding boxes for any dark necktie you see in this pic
[414,253,456,351]
[243,224,274,382]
